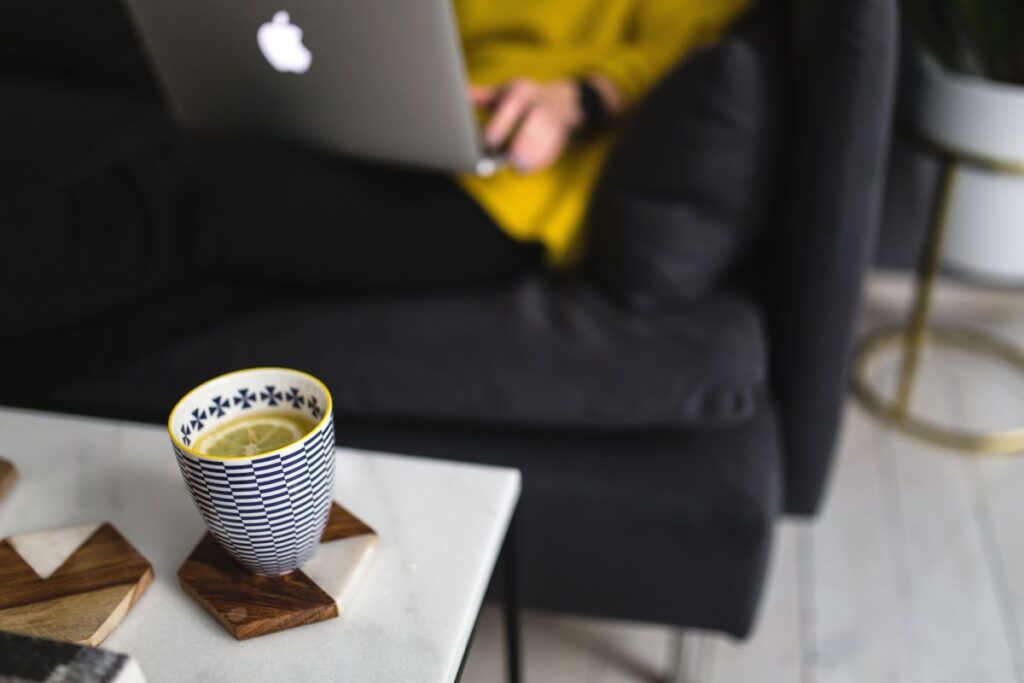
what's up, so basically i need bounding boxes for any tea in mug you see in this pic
[193,410,317,457]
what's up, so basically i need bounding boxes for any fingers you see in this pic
[484,78,539,150]
[477,77,576,174]
[469,84,497,107]
[508,105,568,175]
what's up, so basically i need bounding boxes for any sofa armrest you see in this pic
[764,0,899,513]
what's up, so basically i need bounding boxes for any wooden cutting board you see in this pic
[179,502,377,640]
[0,456,16,503]
[0,523,154,646]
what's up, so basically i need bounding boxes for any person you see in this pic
[456,0,748,267]
[3,0,749,335]
[192,0,750,297]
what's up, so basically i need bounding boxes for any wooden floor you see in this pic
[461,273,1024,683]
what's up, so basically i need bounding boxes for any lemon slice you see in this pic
[195,416,307,457]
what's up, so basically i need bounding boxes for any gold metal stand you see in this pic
[851,135,1024,454]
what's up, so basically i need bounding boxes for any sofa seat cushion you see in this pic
[38,275,767,431]
[332,387,781,636]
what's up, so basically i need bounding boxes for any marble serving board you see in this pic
[178,502,377,640]
[0,522,154,646]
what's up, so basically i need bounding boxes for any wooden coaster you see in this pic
[178,502,377,640]
[0,457,16,503]
[0,523,154,646]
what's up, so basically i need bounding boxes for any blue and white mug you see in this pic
[168,367,335,576]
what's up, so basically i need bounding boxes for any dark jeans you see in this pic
[4,21,752,340]
[2,125,540,338]
[191,140,543,293]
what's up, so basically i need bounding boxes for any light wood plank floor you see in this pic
[462,272,1024,683]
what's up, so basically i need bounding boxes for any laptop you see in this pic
[121,0,502,176]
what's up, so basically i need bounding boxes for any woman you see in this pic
[4,0,749,335]
[193,0,749,295]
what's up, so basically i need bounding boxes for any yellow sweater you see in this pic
[455,0,748,265]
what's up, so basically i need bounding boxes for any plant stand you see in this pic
[852,133,1024,454]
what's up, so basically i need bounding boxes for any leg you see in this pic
[454,515,520,683]
[667,630,709,683]
[893,157,957,418]
[455,613,480,682]
[3,134,190,338]
[189,139,542,296]
[500,513,522,683]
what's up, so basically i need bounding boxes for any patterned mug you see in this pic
[168,367,335,576]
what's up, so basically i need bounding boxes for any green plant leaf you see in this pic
[902,0,1024,84]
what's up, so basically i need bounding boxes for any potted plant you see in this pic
[901,0,1024,283]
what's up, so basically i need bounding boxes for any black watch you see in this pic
[575,77,608,135]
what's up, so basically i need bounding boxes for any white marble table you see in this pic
[0,407,520,682]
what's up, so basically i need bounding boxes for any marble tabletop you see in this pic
[0,407,520,683]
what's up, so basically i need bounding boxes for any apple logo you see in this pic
[257,11,312,74]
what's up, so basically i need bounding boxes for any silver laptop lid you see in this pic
[122,0,486,172]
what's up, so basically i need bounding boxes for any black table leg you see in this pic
[455,513,522,683]
[501,513,522,683]
[455,614,480,682]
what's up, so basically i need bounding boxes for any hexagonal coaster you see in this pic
[0,457,16,503]
[178,502,377,640]
[0,523,154,646]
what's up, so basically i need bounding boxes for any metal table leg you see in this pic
[501,513,522,683]
[454,513,522,683]
[852,142,1024,454]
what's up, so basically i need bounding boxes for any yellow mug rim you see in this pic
[167,366,334,462]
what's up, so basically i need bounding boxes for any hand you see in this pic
[470,78,584,175]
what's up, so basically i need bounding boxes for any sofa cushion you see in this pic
[332,386,781,636]
[583,7,780,309]
[39,276,767,431]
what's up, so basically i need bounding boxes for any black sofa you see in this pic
[0,0,896,639]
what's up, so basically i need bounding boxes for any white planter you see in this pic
[907,52,1024,284]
